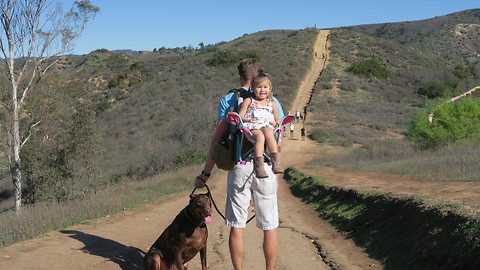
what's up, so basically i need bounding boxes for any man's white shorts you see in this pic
[225,161,279,230]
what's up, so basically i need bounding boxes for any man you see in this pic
[195,59,283,270]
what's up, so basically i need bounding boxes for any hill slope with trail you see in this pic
[0,29,382,270]
[1,29,479,269]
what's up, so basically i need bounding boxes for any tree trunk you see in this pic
[12,160,21,215]
[12,78,22,215]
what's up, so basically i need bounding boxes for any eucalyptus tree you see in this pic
[0,0,99,214]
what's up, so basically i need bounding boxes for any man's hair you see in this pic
[238,59,259,82]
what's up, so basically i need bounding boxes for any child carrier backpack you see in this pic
[212,88,252,171]
[212,88,294,171]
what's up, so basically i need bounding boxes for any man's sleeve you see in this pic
[273,97,285,119]
[218,93,234,120]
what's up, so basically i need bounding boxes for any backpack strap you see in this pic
[228,88,253,99]
[228,88,253,112]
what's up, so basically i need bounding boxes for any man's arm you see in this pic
[273,97,285,119]
[194,119,229,188]
[271,102,281,126]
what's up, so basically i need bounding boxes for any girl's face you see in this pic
[252,78,272,100]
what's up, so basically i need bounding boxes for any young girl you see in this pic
[238,72,283,178]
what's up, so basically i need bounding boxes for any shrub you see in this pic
[346,58,392,79]
[205,48,263,67]
[418,81,451,99]
[406,97,480,149]
[238,48,263,61]
[453,64,472,80]
[176,148,206,167]
[108,77,118,88]
[95,100,111,115]
[309,129,330,143]
[205,50,239,67]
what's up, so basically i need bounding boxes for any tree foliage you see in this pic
[205,48,263,67]
[418,81,452,99]
[0,0,99,214]
[21,103,101,203]
[346,58,393,79]
[406,97,480,149]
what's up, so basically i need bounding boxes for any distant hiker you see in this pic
[315,52,318,58]
[290,123,294,138]
[283,125,287,137]
[301,127,305,140]
[239,71,283,177]
[322,52,326,59]
[194,59,283,270]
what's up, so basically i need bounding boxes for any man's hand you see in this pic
[194,172,209,188]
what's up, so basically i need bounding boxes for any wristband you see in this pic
[201,170,211,177]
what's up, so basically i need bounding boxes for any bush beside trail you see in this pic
[407,97,480,149]
[284,167,480,270]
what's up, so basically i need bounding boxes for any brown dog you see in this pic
[144,193,212,270]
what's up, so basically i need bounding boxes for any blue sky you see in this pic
[66,0,479,55]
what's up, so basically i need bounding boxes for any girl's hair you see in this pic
[238,59,260,81]
[251,71,273,98]
[251,71,272,88]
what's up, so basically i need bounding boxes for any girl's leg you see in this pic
[262,128,277,154]
[262,127,283,174]
[250,129,268,178]
[250,129,265,157]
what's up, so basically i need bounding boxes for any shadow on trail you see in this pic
[61,230,145,270]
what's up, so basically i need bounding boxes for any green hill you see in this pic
[1,9,480,209]
[343,9,480,64]
[0,28,318,206]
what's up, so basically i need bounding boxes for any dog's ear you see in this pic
[189,194,196,199]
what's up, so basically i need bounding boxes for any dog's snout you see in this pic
[204,200,212,216]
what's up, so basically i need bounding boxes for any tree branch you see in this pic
[20,119,41,149]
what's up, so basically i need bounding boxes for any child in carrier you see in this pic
[238,72,283,178]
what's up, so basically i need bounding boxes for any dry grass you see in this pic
[0,165,203,247]
[311,140,480,182]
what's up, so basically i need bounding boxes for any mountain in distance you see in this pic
[343,9,480,64]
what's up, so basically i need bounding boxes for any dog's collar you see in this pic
[183,206,204,227]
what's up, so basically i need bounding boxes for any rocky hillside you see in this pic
[344,9,480,64]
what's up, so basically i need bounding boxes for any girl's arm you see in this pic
[238,98,254,123]
[271,102,281,127]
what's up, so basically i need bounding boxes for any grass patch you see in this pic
[0,166,200,248]
[310,140,480,182]
[284,167,480,270]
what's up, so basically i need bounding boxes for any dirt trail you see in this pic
[291,29,329,119]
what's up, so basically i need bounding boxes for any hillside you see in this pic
[1,9,479,211]
[298,10,480,184]
[344,9,480,64]
[1,29,479,270]
[0,28,318,208]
